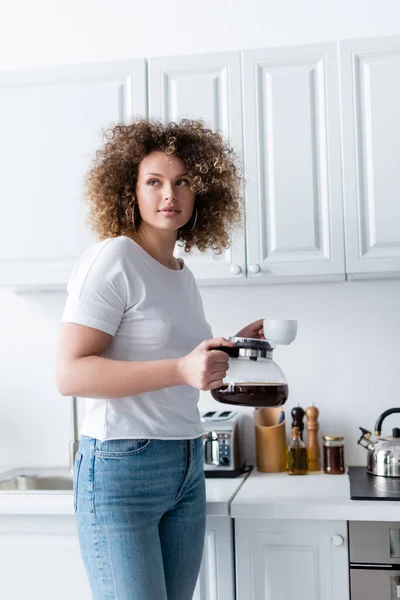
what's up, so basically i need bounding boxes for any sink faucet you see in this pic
[69,396,80,474]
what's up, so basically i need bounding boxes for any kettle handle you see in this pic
[374,408,400,436]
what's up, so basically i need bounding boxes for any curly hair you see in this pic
[85,118,243,253]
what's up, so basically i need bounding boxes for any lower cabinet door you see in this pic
[235,519,350,600]
[194,516,235,600]
[0,516,92,600]
[0,514,234,600]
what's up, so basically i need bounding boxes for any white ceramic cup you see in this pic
[263,319,298,345]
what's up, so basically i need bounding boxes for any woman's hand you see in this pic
[234,319,264,339]
[177,337,235,391]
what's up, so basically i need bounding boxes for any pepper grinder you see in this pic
[291,403,305,440]
[305,404,321,471]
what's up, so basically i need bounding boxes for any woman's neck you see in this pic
[130,226,181,270]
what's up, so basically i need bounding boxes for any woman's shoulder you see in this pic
[81,236,135,265]
[67,236,134,289]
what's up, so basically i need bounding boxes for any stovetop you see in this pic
[349,466,400,501]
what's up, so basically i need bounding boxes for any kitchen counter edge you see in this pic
[230,469,400,521]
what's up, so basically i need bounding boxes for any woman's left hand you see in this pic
[234,319,264,339]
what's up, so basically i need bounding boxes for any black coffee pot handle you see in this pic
[217,346,240,358]
[374,408,400,436]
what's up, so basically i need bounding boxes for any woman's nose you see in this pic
[163,182,176,201]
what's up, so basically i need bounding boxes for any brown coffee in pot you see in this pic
[211,382,289,408]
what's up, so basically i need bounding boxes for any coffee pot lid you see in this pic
[227,337,275,360]
[229,337,274,350]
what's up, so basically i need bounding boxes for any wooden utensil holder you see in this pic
[254,407,287,473]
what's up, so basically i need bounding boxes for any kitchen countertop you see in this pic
[2,465,398,521]
[0,467,249,517]
[231,469,400,521]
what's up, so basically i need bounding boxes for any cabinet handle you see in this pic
[331,535,344,547]
[230,264,242,275]
[249,264,261,274]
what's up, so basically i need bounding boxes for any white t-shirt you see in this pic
[61,235,213,441]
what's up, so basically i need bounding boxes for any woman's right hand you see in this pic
[177,337,235,391]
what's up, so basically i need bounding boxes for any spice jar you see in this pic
[322,436,345,474]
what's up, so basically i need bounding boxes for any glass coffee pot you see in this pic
[211,320,297,408]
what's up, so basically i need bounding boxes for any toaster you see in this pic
[200,410,246,478]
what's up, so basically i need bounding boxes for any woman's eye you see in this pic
[176,179,189,187]
[147,179,159,186]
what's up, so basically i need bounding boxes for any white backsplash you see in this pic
[198,279,400,468]
[0,278,399,472]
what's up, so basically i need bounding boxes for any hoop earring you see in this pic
[131,203,137,231]
[190,208,198,232]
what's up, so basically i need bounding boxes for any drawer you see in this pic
[351,569,400,600]
[349,521,400,565]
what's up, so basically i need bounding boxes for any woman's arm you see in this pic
[56,323,233,398]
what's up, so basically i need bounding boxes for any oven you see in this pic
[350,521,400,599]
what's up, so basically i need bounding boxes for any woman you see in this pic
[56,118,264,600]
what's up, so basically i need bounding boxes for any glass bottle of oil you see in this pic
[288,426,308,475]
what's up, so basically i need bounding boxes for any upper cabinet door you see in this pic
[243,43,345,282]
[0,60,146,290]
[149,52,246,283]
[340,36,400,279]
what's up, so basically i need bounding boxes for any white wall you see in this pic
[1,0,400,70]
[1,0,400,472]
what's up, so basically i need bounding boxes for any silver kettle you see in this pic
[358,408,400,477]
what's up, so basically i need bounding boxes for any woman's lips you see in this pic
[158,209,181,217]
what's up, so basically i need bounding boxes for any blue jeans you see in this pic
[74,435,206,600]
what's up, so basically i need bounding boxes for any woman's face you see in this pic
[135,151,195,233]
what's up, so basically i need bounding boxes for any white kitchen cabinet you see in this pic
[0,516,92,599]
[235,518,349,600]
[340,35,400,279]
[194,516,235,600]
[242,43,346,283]
[2,36,400,290]
[0,59,146,290]
[149,51,247,283]
[0,514,233,600]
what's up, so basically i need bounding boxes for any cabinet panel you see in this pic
[193,516,234,600]
[243,43,345,282]
[149,52,246,283]
[0,60,146,289]
[259,539,320,600]
[0,516,92,600]
[340,35,400,278]
[235,519,349,600]
[194,528,218,600]
[0,514,232,600]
